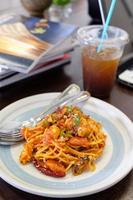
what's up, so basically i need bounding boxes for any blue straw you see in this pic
[97,0,117,53]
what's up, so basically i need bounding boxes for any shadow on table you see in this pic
[0,66,73,109]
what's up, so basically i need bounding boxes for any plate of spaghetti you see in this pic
[0,92,133,198]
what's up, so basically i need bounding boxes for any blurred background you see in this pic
[0,0,132,55]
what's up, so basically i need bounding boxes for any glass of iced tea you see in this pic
[77,26,129,98]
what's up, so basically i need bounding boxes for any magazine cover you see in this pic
[0,13,77,73]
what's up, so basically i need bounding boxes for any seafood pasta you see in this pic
[20,105,106,177]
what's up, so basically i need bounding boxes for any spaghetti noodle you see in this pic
[19,105,106,177]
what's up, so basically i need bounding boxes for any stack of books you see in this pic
[0,13,78,88]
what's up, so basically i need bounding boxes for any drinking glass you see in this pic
[77,25,129,98]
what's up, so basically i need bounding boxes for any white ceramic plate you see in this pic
[0,93,133,198]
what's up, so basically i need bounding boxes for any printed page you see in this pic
[0,14,77,73]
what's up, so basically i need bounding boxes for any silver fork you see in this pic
[0,84,80,143]
[0,87,90,145]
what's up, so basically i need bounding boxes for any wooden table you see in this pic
[0,46,133,120]
[0,1,133,200]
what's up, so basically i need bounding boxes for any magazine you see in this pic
[0,13,78,74]
[0,53,71,88]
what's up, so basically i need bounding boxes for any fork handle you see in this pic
[52,84,80,104]
[22,84,81,127]
[22,91,90,127]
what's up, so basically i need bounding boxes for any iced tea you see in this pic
[77,25,129,99]
[82,46,121,98]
